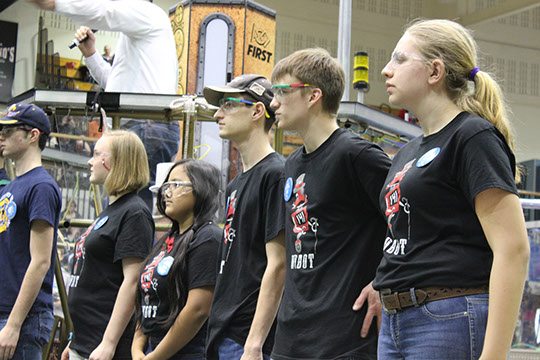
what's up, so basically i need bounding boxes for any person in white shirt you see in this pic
[30,0,178,94]
[30,0,182,211]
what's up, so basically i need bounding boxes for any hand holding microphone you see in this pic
[69,28,98,49]
[70,26,97,58]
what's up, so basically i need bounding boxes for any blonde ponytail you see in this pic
[406,18,520,182]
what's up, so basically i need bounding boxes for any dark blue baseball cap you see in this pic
[0,103,50,135]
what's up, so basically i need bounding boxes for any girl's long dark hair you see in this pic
[135,159,220,333]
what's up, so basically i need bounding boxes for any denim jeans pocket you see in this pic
[379,294,489,360]
[419,294,488,360]
[466,294,489,359]
[422,296,469,320]
[6,312,53,360]
[38,311,55,346]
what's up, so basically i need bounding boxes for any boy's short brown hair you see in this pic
[271,48,345,115]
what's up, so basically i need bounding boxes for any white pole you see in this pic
[521,199,540,209]
[337,0,352,101]
[357,91,364,104]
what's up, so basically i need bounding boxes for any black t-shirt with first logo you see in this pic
[138,223,220,353]
[68,192,154,358]
[206,152,285,358]
[374,112,518,292]
[272,129,391,360]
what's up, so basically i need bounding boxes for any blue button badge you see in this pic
[416,147,440,168]
[157,256,174,276]
[6,202,16,220]
[93,215,109,230]
[284,177,293,202]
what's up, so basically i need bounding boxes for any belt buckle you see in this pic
[380,288,397,315]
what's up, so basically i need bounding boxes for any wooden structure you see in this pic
[169,0,276,95]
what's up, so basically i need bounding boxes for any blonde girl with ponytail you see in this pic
[406,19,519,181]
[372,19,529,360]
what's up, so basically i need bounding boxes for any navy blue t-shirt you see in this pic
[0,166,61,314]
[0,168,10,187]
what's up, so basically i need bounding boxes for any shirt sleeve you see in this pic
[114,210,154,262]
[263,175,286,243]
[457,128,518,205]
[28,182,61,228]
[353,144,392,211]
[54,0,160,38]
[83,52,112,89]
[187,240,219,290]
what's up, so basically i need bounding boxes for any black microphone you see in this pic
[69,29,98,49]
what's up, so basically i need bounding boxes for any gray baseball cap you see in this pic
[204,74,274,118]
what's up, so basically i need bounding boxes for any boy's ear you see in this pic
[252,102,266,122]
[28,128,42,144]
[308,88,323,106]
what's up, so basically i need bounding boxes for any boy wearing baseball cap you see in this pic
[204,75,285,359]
[0,103,61,360]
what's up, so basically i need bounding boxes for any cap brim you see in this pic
[203,85,246,107]
[0,118,23,126]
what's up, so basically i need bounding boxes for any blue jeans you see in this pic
[0,311,54,360]
[379,294,489,360]
[217,337,271,360]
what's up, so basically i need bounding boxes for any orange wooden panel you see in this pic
[243,8,275,78]
[169,2,276,94]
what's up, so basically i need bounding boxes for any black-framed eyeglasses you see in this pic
[218,97,270,118]
[0,126,33,138]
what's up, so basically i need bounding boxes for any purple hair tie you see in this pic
[468,67,480,81]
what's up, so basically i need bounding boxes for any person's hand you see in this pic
[74,27,97,58]
[0,325,20,360]
[61,343,70,360]
[240,346,264,360]
[352,281,382,338]
[27,0,56,11]
[88,341,115,360]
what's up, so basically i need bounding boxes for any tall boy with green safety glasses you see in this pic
[203,74,286,359]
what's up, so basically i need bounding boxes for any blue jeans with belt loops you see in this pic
[378,293,489,360]
[0,311,54,360]
[217,337,271,360]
